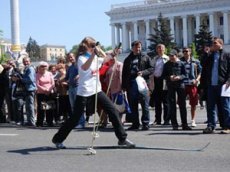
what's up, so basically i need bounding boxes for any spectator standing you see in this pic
[36,61,55,127]
[180,47,202,127]
[162,49,192,130]
[12,57,37,126]
[65,53,85,128]
[150,44,169,125]
[122,40,153,130]
[201,37,230,134]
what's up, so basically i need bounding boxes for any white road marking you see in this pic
[0,134,18,136]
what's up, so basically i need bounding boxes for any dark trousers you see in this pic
[0,91,6,123]
[167,86,188,127]
[36,94,55,126]
[152,77,169,123]
[127,80,150,127]
[207,85,224,129]
[53,91,127,143]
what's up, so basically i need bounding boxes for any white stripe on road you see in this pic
[0,134,18,136]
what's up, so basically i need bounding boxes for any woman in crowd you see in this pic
[36,61,55,127]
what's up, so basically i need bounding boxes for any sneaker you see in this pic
[191,120,197,127]
[182,126,192,130]
[203,127,215,134]
[118,139,136,148]
[54,143,66,149]
[220,129,230,134]
[52,137,66,149]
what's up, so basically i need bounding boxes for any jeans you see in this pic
[221,96,230,129]
[68,87,85,126]
[12,98,24,124]
[127,80,150,127]
[25,91,35,125]
[207,85,224,129]
[52,91,127,143]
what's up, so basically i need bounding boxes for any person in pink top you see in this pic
[36,61,55,127]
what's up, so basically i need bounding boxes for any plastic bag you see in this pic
[135,75,149,93]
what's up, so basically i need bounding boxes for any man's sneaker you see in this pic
[52,138,66,149]
[191,120,197,127]
[54,142,66,149]
[220,129,230,134]
[118,139,136,148]
[203,127,215,134]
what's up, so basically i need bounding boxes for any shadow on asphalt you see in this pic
[7,142,210,155]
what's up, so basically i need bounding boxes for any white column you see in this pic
[145,19,150,50]
[169,17,175,42]
[122,22,128,51]
[10,0,21,53]
[182,16,188,47]
[133,21,138,41]
[116,25,120,45]
[209,12,215,35]
[223,11,229,44]
[195,14,200,33]
[111,24,116,49]
[175,18,180,46]
[187,17,193,44]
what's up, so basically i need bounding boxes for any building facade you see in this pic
[106,0,230,52]
[40,44,66,61]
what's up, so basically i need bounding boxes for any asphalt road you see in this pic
[0,107,230,172]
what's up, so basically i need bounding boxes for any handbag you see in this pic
[13,80,27,98]
[113,92,126,113]
[113,92,131,114]
[41,100,56,110]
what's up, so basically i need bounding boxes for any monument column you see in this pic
[10,0,21,55]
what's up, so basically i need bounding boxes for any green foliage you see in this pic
[0,30,3,37]
[26,36,40,61]
[148,13,176,57]
[194,22,213,60]
[69,44,79,56]
[0,53,10,64]
[191,42,198,59]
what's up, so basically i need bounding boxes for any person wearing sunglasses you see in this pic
[180,47,202,127]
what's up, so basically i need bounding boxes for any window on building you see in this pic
[220,16,223,25]
[220,34,224,41]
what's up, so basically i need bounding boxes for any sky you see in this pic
[0,0,135,51]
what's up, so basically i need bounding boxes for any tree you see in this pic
[148,13,176,57]
[26,36,40,61]
[194,23,213,60]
